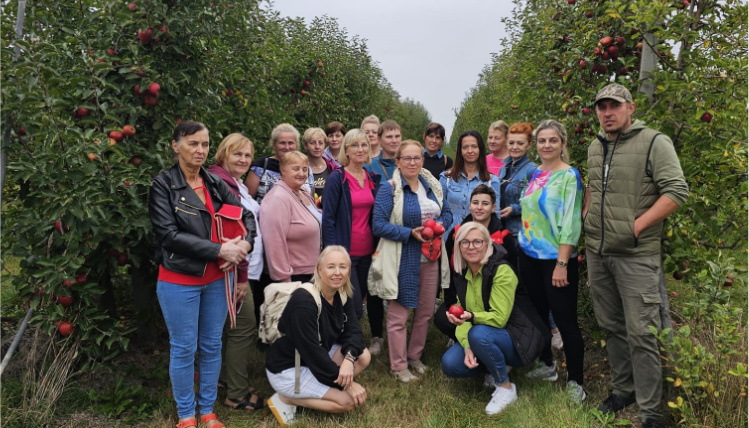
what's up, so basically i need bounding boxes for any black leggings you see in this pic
[518,251,584,385]
[350,255,384,338]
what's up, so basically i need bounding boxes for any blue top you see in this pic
[497,154,538,237]
[321,168,381,251]
[372,175,452,308]
[365,154,397,180]
[439,171,501,240]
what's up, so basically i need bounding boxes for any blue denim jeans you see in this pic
[441,324,523,385]
[157,275,231,419]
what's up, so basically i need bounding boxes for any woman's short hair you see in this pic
[360,115,380,129]
[378,120,401,138]
[279,151,308,170]
[173,121,207,145]
[313,245,354,299]
[471,184,497,206]
[488,120,509,136]
[214,133,253,165]
[452,222,494,273]
[325,121,346,136]
[340,129,370,166]
[508,122,534,142]
[424,122,445,140]
[303,127,327,146]
[271,123,300,147]
[395,139,423,158]
[533,120,570,161]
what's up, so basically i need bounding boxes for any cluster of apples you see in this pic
[420,219,445,241]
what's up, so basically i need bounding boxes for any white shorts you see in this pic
[266,344,340,399]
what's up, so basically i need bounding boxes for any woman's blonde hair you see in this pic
[395,139,422,158]
[279,151,309,170]
[313,245,354,299]
[488,120,509,136]
[339,129,370,166]
[303,127,327,146]
[214,133,253,165]
[452,222,494,273]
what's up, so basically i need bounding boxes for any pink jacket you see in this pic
[259,180,321,282]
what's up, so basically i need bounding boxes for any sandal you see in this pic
[224,391,267,411]
[175,418,197,428]
[199,413,225,428]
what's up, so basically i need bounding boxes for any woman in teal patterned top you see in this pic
[517,120,586,405]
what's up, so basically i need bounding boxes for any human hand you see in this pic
[235,281,248,303]
[335,359,355,389]
[499,207,513,218]
[218,236,248,266]
[552,265,569,288]
[446,311,464,326]
[344,382,367,407]
[411,227,428,243]
[464,348,479,369]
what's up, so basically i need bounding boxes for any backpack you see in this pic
[258,282,322,344]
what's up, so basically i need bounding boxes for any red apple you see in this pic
[133,84,143,96]
[56,321,74,336]
[62,279,75,287]
[54,219,69,234]
[432,223,445,236]
[577,254,584,264]
[128,2,137,11]
[300,89,307,95]
[74,107,90,117]
[107,48,116,56]
[448,304,464,317]
[594,47,602,56]
[424,219,437,230]
[607,46,619,56]
[122,125,136,137]
[143,94,158,106]
[567,0,575,4]
[585,10,594,18]
[148,82,160,96]
[582,107,591,115]
[76,273,88,284]
[18,127,26,136]
[700,112,713,123]
[637,42,644,51]
[723,275,734,287]
[579,60,587,69]
[600,36,614,47]
[304,80,311,87]
[86,153,98,161]
[129,156,142,166]
[317,61,323,67]
[421,227,434,240]
[138,28,153,43]
[616,36,626,46]
[56,295,73,307]
[109,131,124,142]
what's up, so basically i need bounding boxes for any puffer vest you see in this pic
[585,123,664,256]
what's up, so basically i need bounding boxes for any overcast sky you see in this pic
[268,0,513,142]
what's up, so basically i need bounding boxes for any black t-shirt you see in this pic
[313,168,329,197]
[423,152,454,180]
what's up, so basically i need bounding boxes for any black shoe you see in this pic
[642,418,664,428]
[597,393,636,414]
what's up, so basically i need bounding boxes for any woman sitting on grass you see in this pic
[440,222,548,416]
[266,246,371,426]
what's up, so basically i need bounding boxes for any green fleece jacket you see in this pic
[585,120,689,256]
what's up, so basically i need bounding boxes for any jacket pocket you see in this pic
[175,206,198,216]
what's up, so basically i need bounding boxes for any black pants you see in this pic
[433,301,457,342]
[350,255,383,338]
[518,251,584,385]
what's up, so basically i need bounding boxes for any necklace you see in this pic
[309,159,326,172]
[346,167,366,189]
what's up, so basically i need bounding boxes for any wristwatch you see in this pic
[556,259,568,267]
[345,351,358,362]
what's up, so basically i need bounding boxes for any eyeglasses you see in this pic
[459,239,485,249]
[349,142,369,150]
[397,156,423,163]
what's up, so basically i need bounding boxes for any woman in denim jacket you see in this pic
[439,130,500,239]
[497,122,537,239]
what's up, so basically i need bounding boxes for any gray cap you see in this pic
[595,83,633,104]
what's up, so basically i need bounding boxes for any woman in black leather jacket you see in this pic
[148,121,256,428]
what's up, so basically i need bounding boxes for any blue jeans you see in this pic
[157,276,231,419]
[441,324,523,385]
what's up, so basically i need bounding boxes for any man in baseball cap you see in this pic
[583,83,689,428]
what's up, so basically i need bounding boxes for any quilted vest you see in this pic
[585,122,664,256]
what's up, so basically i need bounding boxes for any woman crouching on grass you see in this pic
[266,246,371,426]
[440,222,548,416]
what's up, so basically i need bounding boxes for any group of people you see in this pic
[149,84,688,428]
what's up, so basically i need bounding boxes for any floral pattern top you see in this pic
[519,167,583,259]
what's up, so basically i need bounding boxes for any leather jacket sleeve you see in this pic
[149,173,222,262]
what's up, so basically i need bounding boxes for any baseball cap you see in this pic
[595,84,633,104]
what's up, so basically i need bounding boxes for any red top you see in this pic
[158,181,224,285]
[346,171,375,257]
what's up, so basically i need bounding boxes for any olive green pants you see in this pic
[588,252,663,422]
[220,286,257,401]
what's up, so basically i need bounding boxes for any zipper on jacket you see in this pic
[598,135,619,254]
[175,206,198,216]
[179,200,205,211]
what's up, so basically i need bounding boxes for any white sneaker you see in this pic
[525,361,558,381]
[486,383,518,415]
[566,380,586,404]
[268,393,296,426]
[551,331,564,350]
[407,359,427,375]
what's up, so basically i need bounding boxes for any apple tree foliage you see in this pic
[0,0,430,366]
[453,0,747,274]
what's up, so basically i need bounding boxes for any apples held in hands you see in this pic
[448,304,464,318]
[424,219,437,230]
[421,227,434,240]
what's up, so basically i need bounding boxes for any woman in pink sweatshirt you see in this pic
[259,151,322,283]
